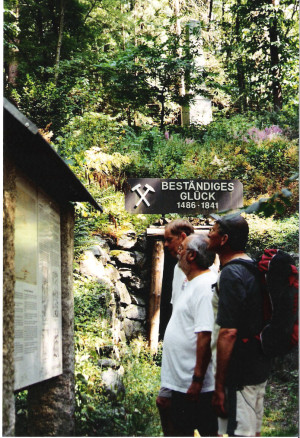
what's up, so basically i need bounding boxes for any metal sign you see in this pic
[125,178,243,214]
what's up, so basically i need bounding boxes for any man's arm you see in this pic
[186,331,212,401]
[212,327,237,417]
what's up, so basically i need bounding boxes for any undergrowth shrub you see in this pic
[55,112,127,160]
[74,274,162,437]
[74,274,116,436]
[52,107,298,218]
[202,113,257,144]
[246,214,299,260]
[118,339,162,436]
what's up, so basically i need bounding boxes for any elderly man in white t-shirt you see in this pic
[156,219,194,436]
[160,234,218,437]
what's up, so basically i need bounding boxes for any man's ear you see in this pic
[187,250,196,263]
[180,232,187,241]
[220,233,229,246]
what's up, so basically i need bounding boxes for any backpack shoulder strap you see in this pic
[224,258,258,274]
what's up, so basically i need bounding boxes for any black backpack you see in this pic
[229,249,298,358]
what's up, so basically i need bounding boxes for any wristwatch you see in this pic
[192,374,204,383]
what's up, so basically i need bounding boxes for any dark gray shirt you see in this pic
[217,259,271,386]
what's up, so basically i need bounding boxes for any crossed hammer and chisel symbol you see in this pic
[131,183,155,208]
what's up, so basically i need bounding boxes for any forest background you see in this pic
[4,0,299,436]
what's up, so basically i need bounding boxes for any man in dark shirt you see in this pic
[207,213,271,437]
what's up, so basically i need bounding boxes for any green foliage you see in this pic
[56,119,162,248]
[56,112,127,159]
[74,275,112,340]
[15,391,28,436]
[212,0,299,112]
[55,110,298,235]
[244,173,298,218]
[255,104,299,139]
[119,339,162,436]
[5,0,299,126]
[3,8,20,53]
[202,113,258,144]
[74,275,118,436]
[74,274,162,436]
[10,75,68,132]
[115,127,193,177]
[246,214,299,259]
[95,46,154,124]
[102,112,298,218]
[74,218,94,259]
[75,339,162,437]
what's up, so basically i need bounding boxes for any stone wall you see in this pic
[79,231,151,345]
[78,230,153,398]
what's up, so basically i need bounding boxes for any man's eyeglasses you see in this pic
[178,245,193,253]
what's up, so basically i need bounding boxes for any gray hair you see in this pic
[186,234,216,269]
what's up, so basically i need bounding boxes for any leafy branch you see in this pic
[244,173,298,217]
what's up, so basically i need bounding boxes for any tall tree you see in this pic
[235,0,247,111]
[268,0,283,110]
[4,0,298,132]
[54,0,65,85]
[214,0,298,112]
[4,1,19,88]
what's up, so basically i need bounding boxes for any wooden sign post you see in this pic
[148,240,165,353]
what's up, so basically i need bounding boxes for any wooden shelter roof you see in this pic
[4,98,103,211]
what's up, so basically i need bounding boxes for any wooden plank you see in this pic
[146,226,211,236]
[148,240,165,354]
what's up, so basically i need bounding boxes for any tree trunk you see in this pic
[36,5,47,68]
[121,2,126,50]
[7,2,19,87]
[127,107,132,126]
[54,0,65,85]
[160,93,165,131]
[268,0,282,110]
[173,0,185,97]
[208,0,213,28]
[174,0,181,37]
[235,0,246,111]
[221,0,225,24]
[148,240,165,354]
[8,60,18,87]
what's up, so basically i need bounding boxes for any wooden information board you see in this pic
[14,174,62,390]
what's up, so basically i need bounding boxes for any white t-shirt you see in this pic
[161,270,217,393]
[211,282,220,378]
[171,263,187,305]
